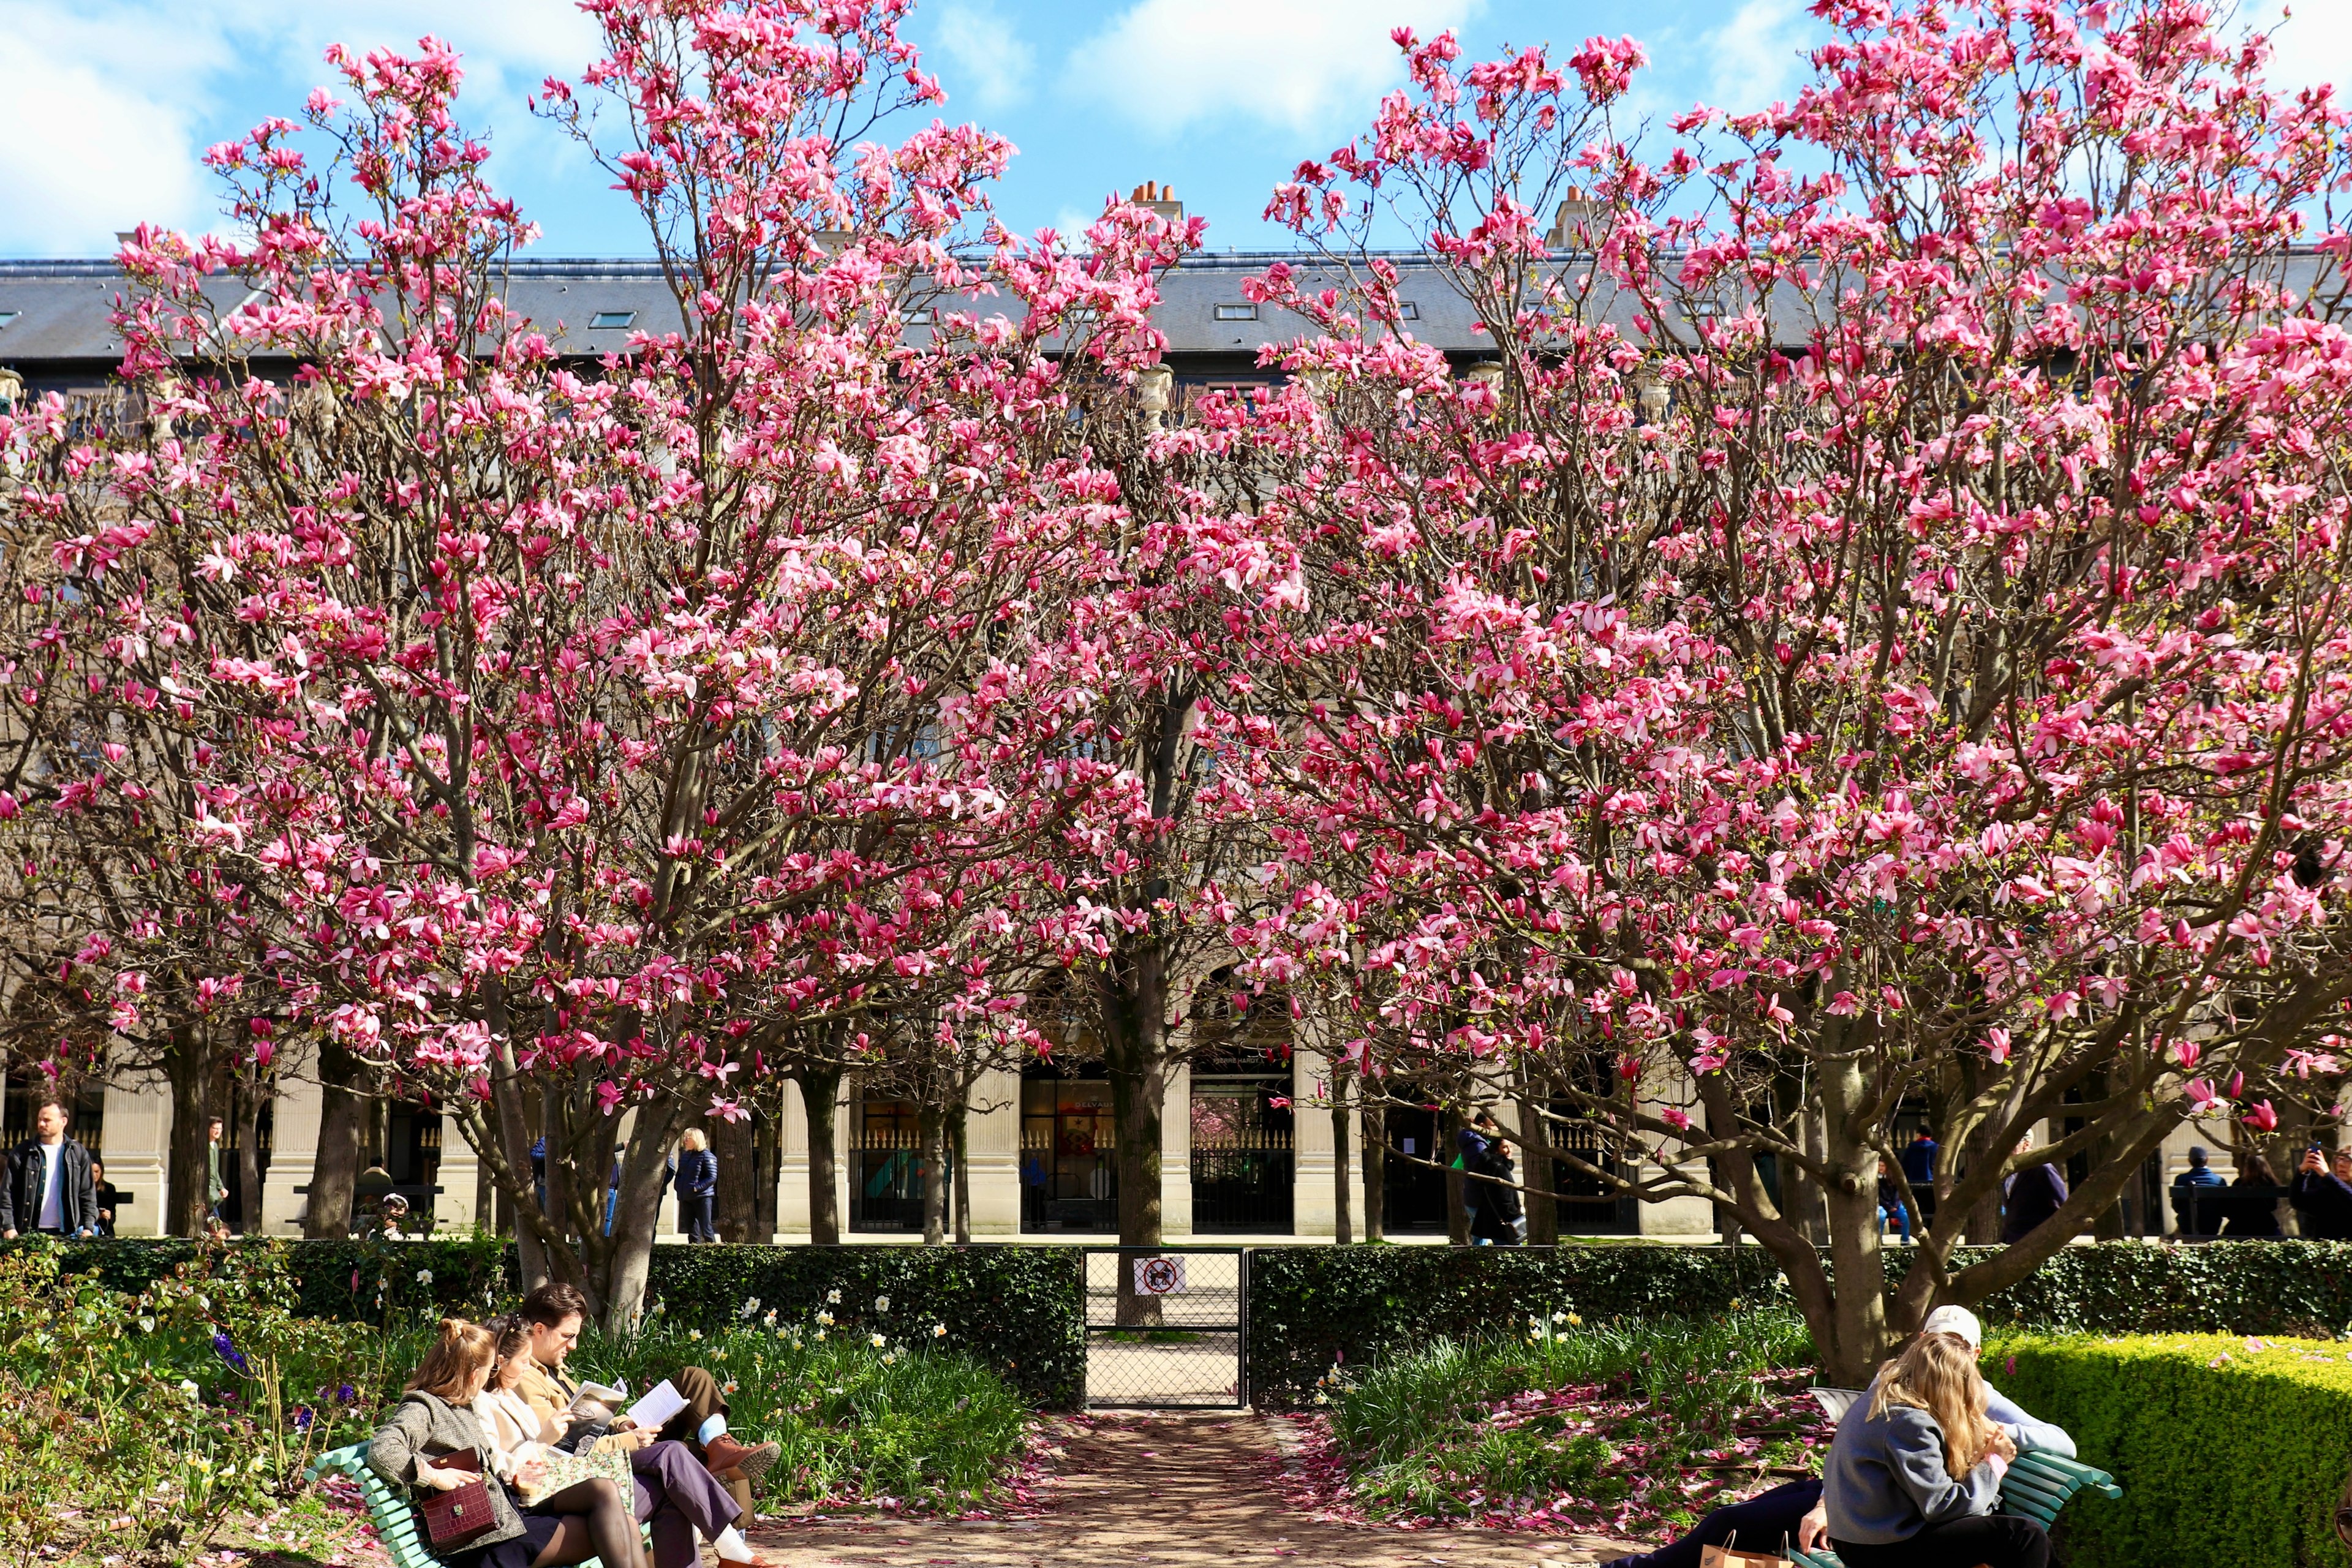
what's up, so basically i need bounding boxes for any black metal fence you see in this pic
[1082,1245,1246,1408]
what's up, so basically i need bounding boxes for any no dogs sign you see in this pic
[1134,1256,1187,1295]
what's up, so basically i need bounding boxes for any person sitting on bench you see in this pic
[508,1286,778,1553]
[1823,1305,2064,1568]
[1605,1308,2071,1568]
[369,1317,639,1568]
[478,1313,757,1568]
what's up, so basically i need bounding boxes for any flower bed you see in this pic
[1273,1311,1831,1542]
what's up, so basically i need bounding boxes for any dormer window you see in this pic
[589,310,637,329]
[0,312,18,330]
[1397,301,1420,320]
[1213,303,1257,322]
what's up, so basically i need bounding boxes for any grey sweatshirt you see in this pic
[1823,1384,2075,1545]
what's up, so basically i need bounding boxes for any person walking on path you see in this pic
[2293,1146,2352,1238]
[2170,1145,2227,1237]
[207,1115,230,1229]
[675,1129,719,1244]
[2221,1152,2283,1238]
[2000,1134,2067,1244]
[0,1097,100,1239]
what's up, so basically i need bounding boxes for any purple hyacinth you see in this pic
[211,1330,251,1376]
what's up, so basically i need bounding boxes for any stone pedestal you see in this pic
[1159,1063,1193,1238]
[1291,1049,1351,1239]
[965,1068,1022,1237]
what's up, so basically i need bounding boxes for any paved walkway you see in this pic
[747,1412,1640,1568]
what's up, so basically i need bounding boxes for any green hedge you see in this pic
[1989,1332,2352,1568]
[1245,1242,1790,1407]
[636,1244,1084,1409]
[1243,1239,2352,1408]
[5,1236,1085,1408]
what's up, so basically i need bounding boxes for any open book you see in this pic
[565,1380,627,1420]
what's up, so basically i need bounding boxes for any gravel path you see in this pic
[745,1412,1642,1568]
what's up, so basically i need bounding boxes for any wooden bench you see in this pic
[307,1440,650,1568]
[1784,1449,2124,1568]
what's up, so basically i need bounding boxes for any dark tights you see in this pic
[533,1477,641,1568]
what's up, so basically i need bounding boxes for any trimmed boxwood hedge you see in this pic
[1243,1238,2352,1408]
[1989,1331,2352,1568]
[1245,1241,1790,1407]
[7,1236,1085,1408]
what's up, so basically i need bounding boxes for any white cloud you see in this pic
[1698,0,1819,115]
[2248,2,2352,98]
[1066,0,1482,139]
[0,0,603,255]
[932,0,1036,113]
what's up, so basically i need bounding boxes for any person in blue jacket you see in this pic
[676,1128,720,1243]
[1604,1307,2069,1568]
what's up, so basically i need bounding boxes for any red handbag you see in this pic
[417,1449,499,1551]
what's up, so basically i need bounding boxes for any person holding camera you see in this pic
[2293,1145,2352,1240]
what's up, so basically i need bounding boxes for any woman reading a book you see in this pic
[368,1318,644,1568]
[502,1292,764,1568]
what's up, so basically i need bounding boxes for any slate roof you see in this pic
[4,246,2340,380]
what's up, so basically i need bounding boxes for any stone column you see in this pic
[1160,1062,1193,1238]
[775,1077,809,1238]
[260,1074,324,1236]
[1291,1047,1344,1239]
[100,1075,170,1237]
[966,1068,1023,1237]
[437,1110,481,1238]
[1635,1065,1716,1237]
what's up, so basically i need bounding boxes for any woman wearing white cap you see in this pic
[1602,1306,2069,1568]
[1820,1304,2074,1568]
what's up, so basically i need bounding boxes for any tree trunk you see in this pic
[1815,1057,1891,1387]
[714,1106,756,1244]
[1102,951,1174,1327]
[597,1103,682,1332]
[750,1087,782,1243]
[1515,1071,1558,1247]
[306,1039,365,1240]
[950,1099,971,1244]
[164,1027,215,1238]
[799,1066,843,1245]
[1442,1104,1469,1245]
[1330,1065,1352,1246]
[1361,1099,1386,1241]
[233,1069,266,1237]
[919,1101,948,1245]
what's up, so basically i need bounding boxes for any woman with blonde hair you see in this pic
[1821,1305,2065,1568]
[368,1318,641,1568]
[675,1126,719,1244]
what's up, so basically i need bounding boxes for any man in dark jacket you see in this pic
[2293,1146,2352,1240]
[2169,1145,2228,1237]
[0,1098,100,1239]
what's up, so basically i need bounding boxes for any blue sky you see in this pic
[2,0,2345,258]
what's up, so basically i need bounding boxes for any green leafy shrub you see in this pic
[581,1316,1031,1508]
[1246,1243,1789,1407]
[14,1238,1084,1407]
[1988,1330,2352,1568]
[639,1245,1084,1409]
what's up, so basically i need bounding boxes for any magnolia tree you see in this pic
[1,1,1179,1320]
[1229,0,2352,1382]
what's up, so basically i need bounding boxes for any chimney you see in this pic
[1131,180,1185,224]
[1544,187,1595,250]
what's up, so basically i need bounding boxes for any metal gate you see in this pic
[1082,1246,1247,1409]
